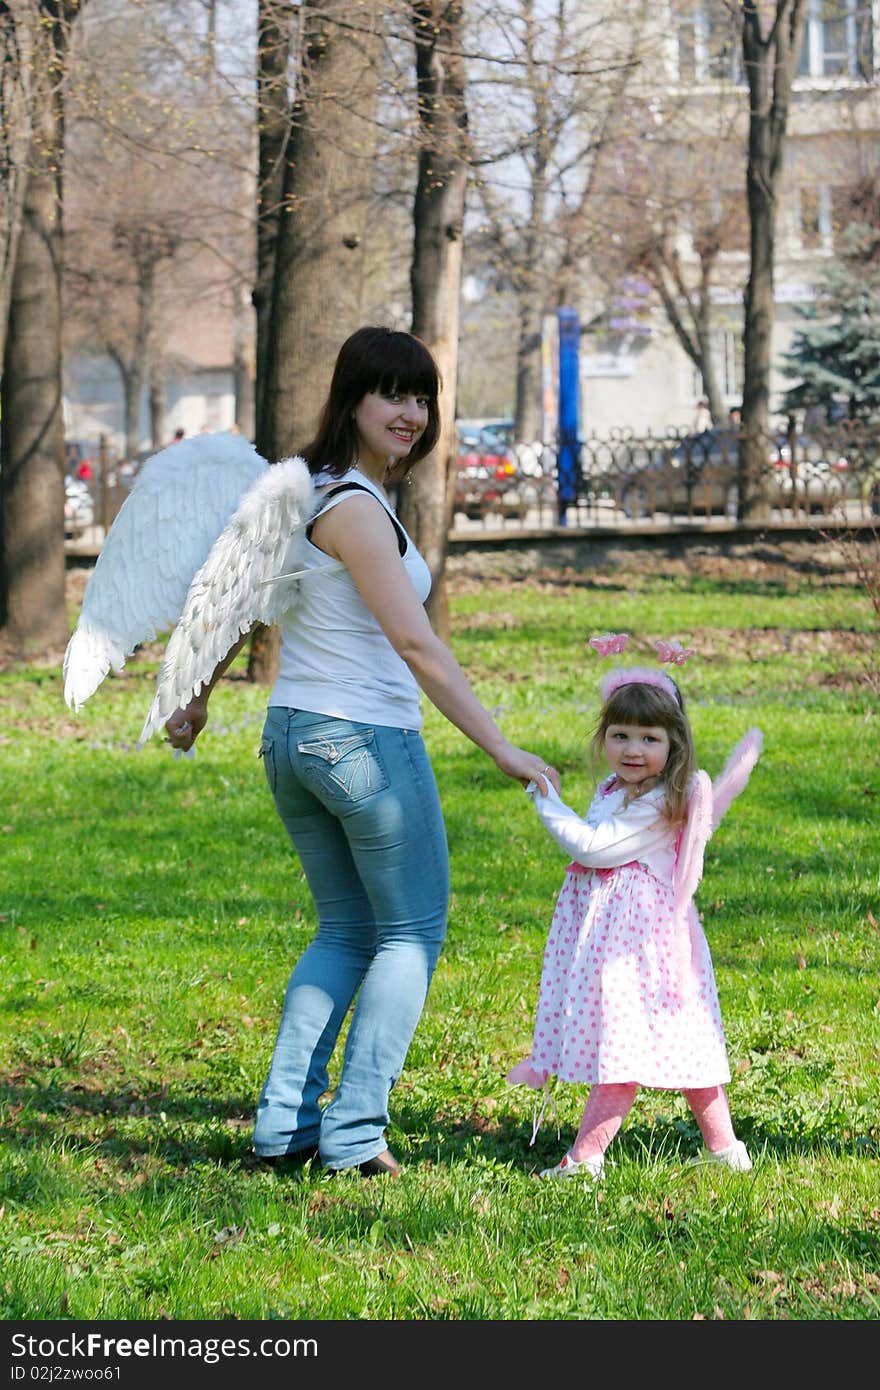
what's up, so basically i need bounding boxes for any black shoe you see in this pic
[356,1148,401,1177]
[253,1144,321,1169]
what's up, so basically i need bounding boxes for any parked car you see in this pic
[64,475,95,540]
[767,434,851,512]
[616,430,739,519]
[616,428,852,519]
[454,421,535,521]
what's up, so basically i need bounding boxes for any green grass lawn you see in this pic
[0,549,878,1321]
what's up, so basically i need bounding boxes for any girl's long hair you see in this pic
[589,680,696,827]
[300,325,442,479]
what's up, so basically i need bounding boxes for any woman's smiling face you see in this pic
[353,388,429,469]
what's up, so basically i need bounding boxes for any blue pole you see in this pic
[557,307,579,524]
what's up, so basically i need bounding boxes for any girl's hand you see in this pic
[165,696,208,752]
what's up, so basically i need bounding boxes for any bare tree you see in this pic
[601,97,749,429]
[63,0,256,455]
[106,221,180,457]
[396,0,468,640]
[739,0,807,515]
[259,1,383,463]
[0,1,36,371]
[254,0,294,447]
[0,0,86,654]
[465,0,640,442]
[250,1,383,683]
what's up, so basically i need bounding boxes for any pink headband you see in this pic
[589,633,695,704]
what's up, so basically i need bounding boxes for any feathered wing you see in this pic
[673,727,764,919]
[667,769,713,1001]
[63,432,270,712]
[672,769,713,928]
[137,455,317,748]
[668,729,763,999]
[711,726,763,830]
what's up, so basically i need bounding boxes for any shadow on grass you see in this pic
[2,1081,876,1187]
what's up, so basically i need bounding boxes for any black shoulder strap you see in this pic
[306,481,407,557]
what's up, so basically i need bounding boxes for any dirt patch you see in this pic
[445,532,870,590]
[0,530,875,677]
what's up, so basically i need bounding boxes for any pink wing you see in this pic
[711,727,763,830]
[673,770,713,927]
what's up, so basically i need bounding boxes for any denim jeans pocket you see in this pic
[295,727,388,803]
[258,737,277,793]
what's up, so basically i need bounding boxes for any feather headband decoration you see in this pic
[589,631,694,704]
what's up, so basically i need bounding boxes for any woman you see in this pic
[165,325,559,1176]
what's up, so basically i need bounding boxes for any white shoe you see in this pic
[688,1140,752,1172]
[538,1150,604,1181]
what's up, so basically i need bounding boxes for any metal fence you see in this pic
[452,421,880,532]
[67,421,880,547]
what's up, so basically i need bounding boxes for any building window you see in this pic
[712,188,750,254]
[795,185,833,250]
[690,329,743,401]
[720,329,744,399]
[792,183,865,250]
[798,1,875,80]
[676,3,744,83]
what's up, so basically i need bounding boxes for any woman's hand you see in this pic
[493,740,561,795]
[164,696,208,752]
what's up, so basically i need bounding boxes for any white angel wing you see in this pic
[137,454,317,748]
[63,432,269,712]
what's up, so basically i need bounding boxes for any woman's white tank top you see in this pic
[269,468,431,729]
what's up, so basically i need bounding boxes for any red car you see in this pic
[453,423,525,520]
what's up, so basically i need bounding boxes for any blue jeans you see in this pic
[252,707,449,1169]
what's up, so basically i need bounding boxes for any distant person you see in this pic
[728,405,742,433]
[693,398,712,433]
[507,633,761,1181]
[76,457,94,482]
[170,427,185,445]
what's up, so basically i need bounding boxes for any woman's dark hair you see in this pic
[300,325,442,478]
[589,680,696,827]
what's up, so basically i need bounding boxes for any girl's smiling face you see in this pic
[604,722,671,790]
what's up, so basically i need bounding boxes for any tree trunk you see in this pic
[261,1,380,461]
[233,285,255,438]
[397,1,468,643]
[0,1,34,372]
[739,0,807,518]
[0,0,77,654]
[108,351,142,462]
[254,0,294,449]
[250,0,381,685]
[515,290,544,444]
[148,371,165,451]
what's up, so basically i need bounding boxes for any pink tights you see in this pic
[569,1082,737,1163]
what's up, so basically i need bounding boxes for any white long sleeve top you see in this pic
[526,776,678,884]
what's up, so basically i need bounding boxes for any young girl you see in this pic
[507,634,762,1180]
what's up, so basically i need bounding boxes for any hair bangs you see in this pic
[371,336,440,403]
[605,681,680,727]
